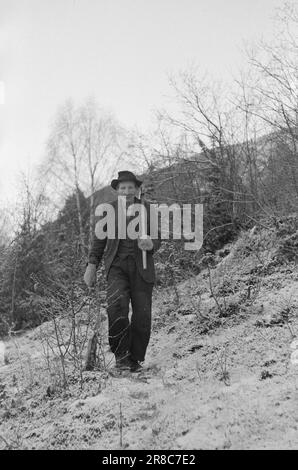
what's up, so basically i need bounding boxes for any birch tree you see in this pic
[45,99,87,254]
[79,99,123,249]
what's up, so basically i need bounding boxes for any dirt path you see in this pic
[1,303,298,449]
[1,269,298,449]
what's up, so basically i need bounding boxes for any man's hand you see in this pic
[137,235,154,251]
[84,263,97,287]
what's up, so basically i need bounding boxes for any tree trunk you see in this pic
[75,184,86,256]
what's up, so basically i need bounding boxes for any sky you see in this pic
[0,0,288,204]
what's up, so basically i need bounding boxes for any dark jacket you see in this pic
[88,197,161,283]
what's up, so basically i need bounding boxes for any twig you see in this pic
[119,402,123,448]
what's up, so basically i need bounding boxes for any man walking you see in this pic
[84,171,161,372]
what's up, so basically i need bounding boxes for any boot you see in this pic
[129,356,143,373]
[115,352,131,370]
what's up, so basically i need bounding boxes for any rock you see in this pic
[218,248,230,258]
[46,385,56,397]
[290,339,298,350]
[250,225,257,236]
[0,383,7,400]
[255,307,285,327]
[290,350,298,366]
[167,326,176,334]
[189,344,204,353]
[260,369,273,380]
[173,351,184,359]
[178,307,194,316]
[263,358,276,367]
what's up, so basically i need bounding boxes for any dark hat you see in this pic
[111,171,142,190]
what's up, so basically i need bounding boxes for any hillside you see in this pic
[1,215,298,450]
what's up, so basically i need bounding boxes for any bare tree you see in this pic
[157,69,248,222]
[239,3,298,213]
[43,97,129,252]
[45,99,87,254]
[79,98,124,249]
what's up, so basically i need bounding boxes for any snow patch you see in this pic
[0,341,5,366]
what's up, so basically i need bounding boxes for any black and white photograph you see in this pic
[0,0,298,454]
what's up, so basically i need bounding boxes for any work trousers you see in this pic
[106,255,154,362]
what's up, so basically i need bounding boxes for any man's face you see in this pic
[117,181,138,200]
